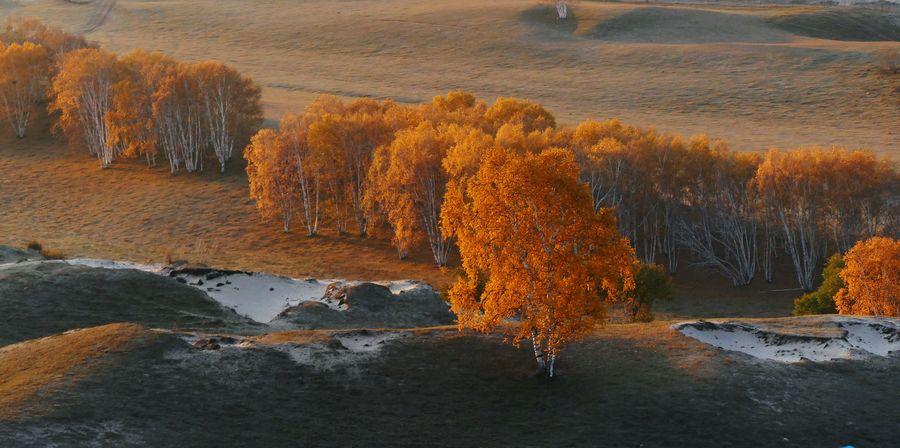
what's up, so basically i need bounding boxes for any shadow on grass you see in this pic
[2,330,897,447]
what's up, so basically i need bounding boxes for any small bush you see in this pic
[24,240,66,260]
[625,264,674,322]
[874,48,900,76]
[793,253,844,315]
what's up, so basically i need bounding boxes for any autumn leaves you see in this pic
[0,19,262,171]
[50,50,262,171]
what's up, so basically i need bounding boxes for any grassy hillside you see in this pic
[0,0,896,154]
[1,323,897,446]
[0,261,257,345]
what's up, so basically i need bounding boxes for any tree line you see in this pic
[245,91,898,293]
[0,18,262,172]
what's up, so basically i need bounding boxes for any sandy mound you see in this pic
[0,323,152,420]
[675,315,899,362]
[0,261,256,345]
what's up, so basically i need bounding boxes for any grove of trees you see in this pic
[246,91,898,296]
[2,18,261,172]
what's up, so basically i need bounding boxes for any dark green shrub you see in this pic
[793,253,844,315]
[626,264,674,322]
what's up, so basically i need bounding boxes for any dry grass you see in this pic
[0,0,896,154]
[0,134,456,288]
[0,323,150,420]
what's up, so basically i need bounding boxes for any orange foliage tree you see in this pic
[49,48,124,168]
[444,147,635,378]
[834,237,899,317]
[0,17,89,57]
[754,148,896,291]
[366,122,486,265]
[278,113,322,236]
[307,99,396,235]
[106,50,179,167]
[244,128,300,233]
[192,61,262,173]
[0,42,49,138]
[483,97,556,134]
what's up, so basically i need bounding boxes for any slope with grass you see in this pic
[0,0,896,154]
[0,258,257,345]
[0,322,897,446]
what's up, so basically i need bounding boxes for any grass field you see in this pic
[0,3,897,444]
[0,0,897,155]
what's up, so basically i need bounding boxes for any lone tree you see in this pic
[444,147,635,378]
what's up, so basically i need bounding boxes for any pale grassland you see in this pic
[0,0,896,154]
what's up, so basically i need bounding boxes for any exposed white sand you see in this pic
[58,258,434,324]
[65,258,165,273]
[675,317,900,362]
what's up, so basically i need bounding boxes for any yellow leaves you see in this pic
[244,128,299,231]
[484,97,556,133]
[447,142,636,354]
[834,237,900,317]
[0,41,50,137]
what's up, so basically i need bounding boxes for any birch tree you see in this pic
[307,100,394,235]
[445,147,635,378]
[679,142,761,286]
[0,42,49,138]
[279,113,321,236]
[106,50,178,166]
[0,17,89,57]
[483,97,556,134]
[152,66,206,172]
[49,48,123,168]
[366,122,470,265]
[244,128,300,232]
[754,149,830,291]
[194,61,262,173]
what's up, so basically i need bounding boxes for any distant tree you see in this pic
[278,113,321,236]
[193,61,263,173]
[153,64,206,172]
[834,237,899,317]
[367,122,479,265]
[307,99,394,235]
[624,264,674,322]
[793,253,844,316]
[754,148,896,291]
[106,50,179,167]
[483,97,556,134]
[679,140,761,286]
[0,42,49,138]
[244,128,300,233]
[49,48,123,168]
[0,17,89,57]
[445,147,635,378]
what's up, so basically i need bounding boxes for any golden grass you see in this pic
[0,323,151,420]
[0,135,457,288]
[0,0,896,154]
